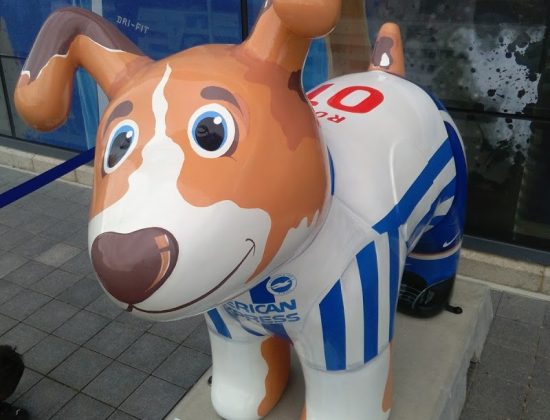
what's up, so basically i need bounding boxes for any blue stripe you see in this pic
[427,215,445,227]
[0,148,95,208]
[407,178,457,248]
[242,325,265,337]
[388,230,400,340]
[328,149,335,195]
[356,243,379,362]
[319,280,346,370]
[373,141,453,234]
[250,278,290,340]
[207,309,232,338]
[250,278,274,303]
[263,323,290,340]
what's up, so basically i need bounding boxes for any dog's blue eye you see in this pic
[192,111,227,152]
[188,104,236,158]
[104,120,139,173]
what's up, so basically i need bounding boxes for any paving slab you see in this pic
[16,377,76,419]
[84,321,143,358]
[49,347,112,390]
[83,361,148,407]
[4,260,56,287]
[168,279,492,420]
[50,393,114,420]
[0,323,48,353]
[117,333,177,374]
[23,334,78,372]
[7,368,44,403]
[119,376,184,420]
[147,316,202,344]
[53,310,109,345]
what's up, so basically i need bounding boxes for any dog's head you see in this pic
[15,1,340,319]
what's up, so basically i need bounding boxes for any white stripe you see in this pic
[215,307,267,341]
[433,196,454,217]
[375,234,390,352]
[408,241,462,260]
[295,308,327,370]
[406,159,456,245]
[341,260,365,369]
[91,0,103,15]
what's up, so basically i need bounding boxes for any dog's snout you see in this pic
[91,228,179,305]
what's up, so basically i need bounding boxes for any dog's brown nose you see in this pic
[91,228,179,305]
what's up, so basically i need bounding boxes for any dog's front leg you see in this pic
[206,311,291,420]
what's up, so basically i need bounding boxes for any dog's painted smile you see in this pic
[128,238,257,314]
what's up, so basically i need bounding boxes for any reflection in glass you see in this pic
[102,0,242,60]
[366,0,550,118]
[453,111,550,251]
[2,57,93,151]
[0,86,10,136]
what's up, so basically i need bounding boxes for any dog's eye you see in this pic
[104,120,139,173]
[188,104,236,158]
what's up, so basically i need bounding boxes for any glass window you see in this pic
[452,110,550,251]
[363,0,550,251]
[365,0,550,118]
[0,85,11,136]
[2,57,93,151]
[102,0,242,60]
[0,0,74,58]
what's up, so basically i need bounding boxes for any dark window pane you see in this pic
[102,0,242,60]
[453,111,550,251]
[0,86,11,136]
[2,57,95,152]
[0,0,74,58]
[366,0,550,119]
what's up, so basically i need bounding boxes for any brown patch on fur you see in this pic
[22,7,144,82]
[288,71,306,103]
[382,344,393,412]
[89,63,165,219]
[103,100,133,136]
[161,46,327,278]
[201,86,241,111]
[241,55,316,151]
[15,35,150,131]
[257,337,290,417]
[300,406,307,420]
[368,23,405,77]
[372,36,394,68]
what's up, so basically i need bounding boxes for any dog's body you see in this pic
[207,71,467,419]
[15,2,466,419]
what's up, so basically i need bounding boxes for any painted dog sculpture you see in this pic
[15,1,467,419]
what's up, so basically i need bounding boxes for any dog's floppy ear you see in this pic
[14,7,151,131]
[241,0,341,72]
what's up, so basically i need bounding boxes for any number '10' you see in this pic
[307,84,384,114]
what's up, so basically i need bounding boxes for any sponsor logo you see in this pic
[267,274,296,295]
[443,233,460,248]
[224,299,300,325]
